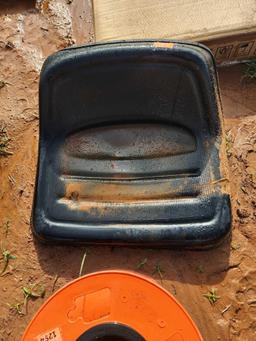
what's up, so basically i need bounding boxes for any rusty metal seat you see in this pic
[33,41,231,247]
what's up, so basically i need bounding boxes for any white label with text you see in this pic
[35,327,62,341]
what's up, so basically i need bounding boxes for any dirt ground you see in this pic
[0,1,256,341]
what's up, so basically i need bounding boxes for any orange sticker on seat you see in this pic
[153,42,174,49]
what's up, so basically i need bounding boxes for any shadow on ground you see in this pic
[34,236,231,286]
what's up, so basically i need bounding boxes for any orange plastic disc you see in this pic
[21,271,203,341]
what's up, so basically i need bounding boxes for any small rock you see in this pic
[0,80,6,89]
[5,41,15,49]
[237,208,250,219]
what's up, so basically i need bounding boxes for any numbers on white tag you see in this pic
[35,327,62,341]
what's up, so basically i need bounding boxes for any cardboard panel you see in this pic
[93,0,256,63]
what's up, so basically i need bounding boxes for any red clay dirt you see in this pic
[0,1,256,341]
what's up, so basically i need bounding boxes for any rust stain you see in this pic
[59,176,228,214]
[63,180,178,202]
[58,178,197,214]
[58,198,193,217]
[153,42,174,49]
[57,176,225,215]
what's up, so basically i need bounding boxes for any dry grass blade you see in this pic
[52,274,59,292]
[153,263,165,280]
[221,304,232,315]
[79,250,87,277]
[136,257,148,270]
[8,175,16,186]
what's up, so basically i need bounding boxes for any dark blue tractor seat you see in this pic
[33,40,231,247]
